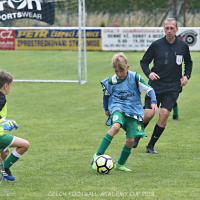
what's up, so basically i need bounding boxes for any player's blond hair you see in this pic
[112,52,128,70]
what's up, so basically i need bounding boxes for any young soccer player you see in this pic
[91,53,159,171]
[0,70,29,181]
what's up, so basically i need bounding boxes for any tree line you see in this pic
[85,0,200,10]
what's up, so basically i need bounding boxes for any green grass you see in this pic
[0,51,200,200]
[0,50,79,80]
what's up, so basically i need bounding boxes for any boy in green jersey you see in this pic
[0,70,29,181]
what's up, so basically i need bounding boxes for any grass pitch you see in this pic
[0,51,199,200]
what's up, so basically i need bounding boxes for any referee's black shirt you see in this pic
[140,36,193,94]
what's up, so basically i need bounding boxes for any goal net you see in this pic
[0,0,87,84]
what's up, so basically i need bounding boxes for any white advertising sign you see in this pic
[102,27,200,51]
[177,28,199,51]
[102,27,165,51]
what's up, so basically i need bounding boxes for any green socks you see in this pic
[173,105,179,116]
[117,145,132,165]
[97,133,113,155]
[3,149,22,169]
[96,134,132,166]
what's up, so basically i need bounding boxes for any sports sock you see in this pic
[3,149,22,169]
[173,104,179,116]
[117,145,132,165]
[97,133,113,156]
[148,124,165,147]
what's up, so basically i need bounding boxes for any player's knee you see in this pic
[160,109,170,119]
[145,112,154,121]
[111,123,121,133]
[126,138,135,147]
[128,138,135,144]
[23,140,30,151]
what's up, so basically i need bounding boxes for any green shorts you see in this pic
[0,134,15,151]
[111,111,147,139]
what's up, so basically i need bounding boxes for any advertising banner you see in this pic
[177,28,199,51]
[15,29,101,50]
[102,27,165,51]
[0,0,55,25]
[0,27,199,51]
[0,29,15,50]
[85,29,101,50]
[102,27,200,51]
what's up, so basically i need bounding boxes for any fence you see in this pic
[85,7,200,27]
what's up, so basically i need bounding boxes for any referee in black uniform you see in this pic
[132,18,193,153]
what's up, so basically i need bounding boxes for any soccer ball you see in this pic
[95,155,114,174]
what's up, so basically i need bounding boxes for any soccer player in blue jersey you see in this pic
[0,70,30,181]
[91,53,159,171]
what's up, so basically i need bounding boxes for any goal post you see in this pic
[0,0,87,84]
[78,0,87,85]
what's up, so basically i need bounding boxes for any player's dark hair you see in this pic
[0,69,13,88]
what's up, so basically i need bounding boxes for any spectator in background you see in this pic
[114,22,120,27]
[33,21,38,26]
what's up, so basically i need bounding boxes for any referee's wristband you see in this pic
[185,75,190,80]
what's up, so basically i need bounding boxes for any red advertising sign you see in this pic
[0,29,15,50]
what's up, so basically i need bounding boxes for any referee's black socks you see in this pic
[148,124,165,147]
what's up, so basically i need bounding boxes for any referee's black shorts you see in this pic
[144,91,179,111]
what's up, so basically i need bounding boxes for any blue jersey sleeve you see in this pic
[147,90,157,104]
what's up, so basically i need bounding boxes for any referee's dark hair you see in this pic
[165,18,178,28]
[0,69,13,88]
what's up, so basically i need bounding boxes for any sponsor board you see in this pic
[0,29,15,50]
[177,28,199,50]
[102,27,200,51]
[0,27,199,51]
[102,27,165,51]
[15,29,101,50]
